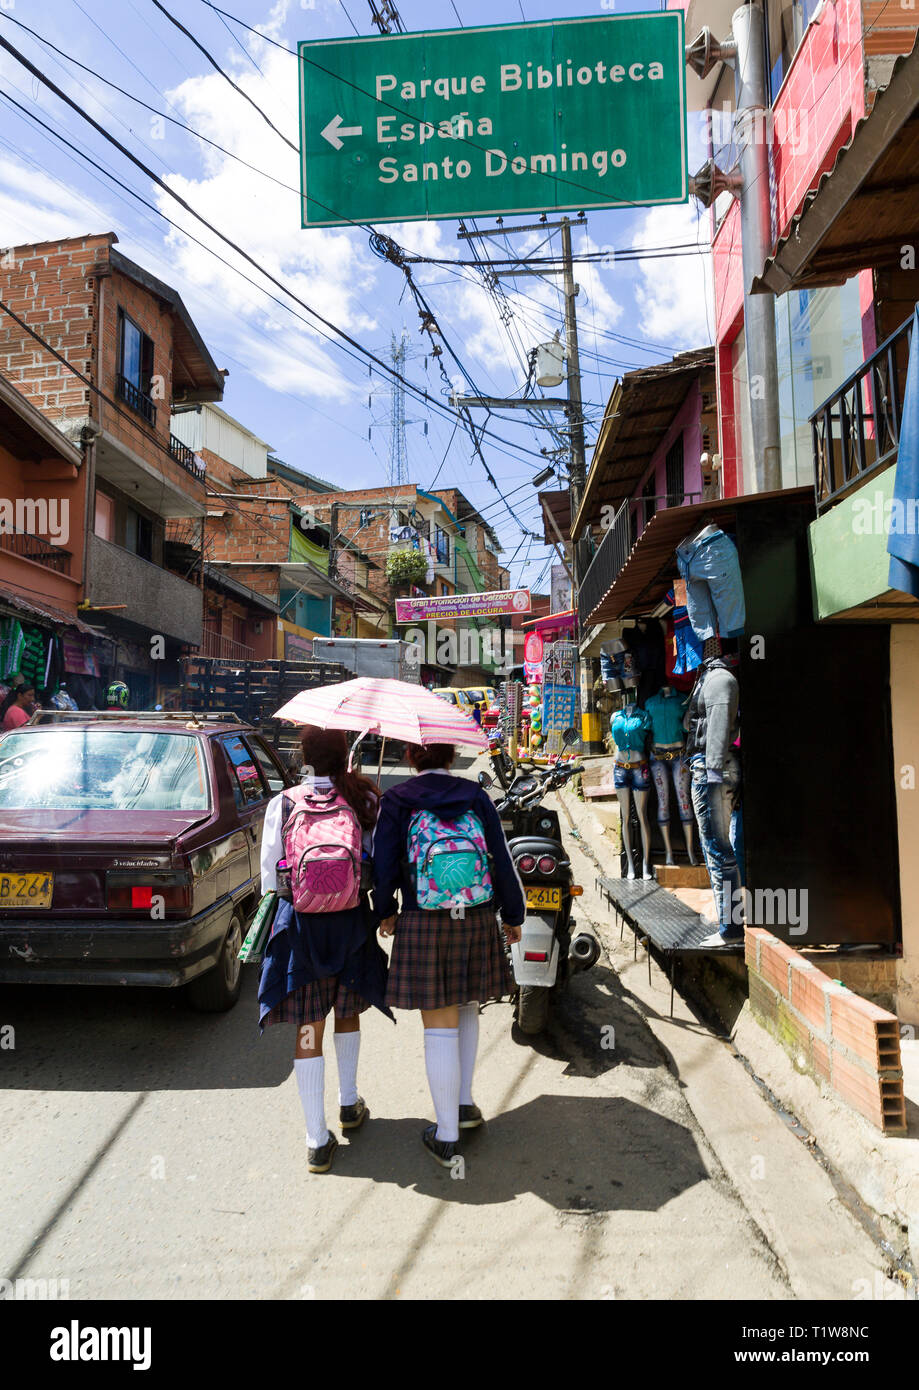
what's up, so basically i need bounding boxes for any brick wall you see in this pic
[0,234,109,428]
[745,928,906,1134]
[0,234,206,508]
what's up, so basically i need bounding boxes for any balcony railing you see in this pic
[201,628,255,661]
[169,433,204,479]
[811,314,913,514]
[0,527,72,574]
[116,373,157,428]
[578,492,701,630]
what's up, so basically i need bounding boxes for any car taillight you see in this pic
[524,951,548,962]
[517,854,536,873]
[537,855,557,874]
[106,871,192,914]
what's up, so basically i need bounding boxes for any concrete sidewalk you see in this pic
[557,776,919,1289]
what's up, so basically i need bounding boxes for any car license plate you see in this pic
[0,872,54,909]
[525,886,562,910]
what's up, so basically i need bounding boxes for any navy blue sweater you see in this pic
[372,772,526,926]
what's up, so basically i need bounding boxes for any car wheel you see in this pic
[187,912,244,1013]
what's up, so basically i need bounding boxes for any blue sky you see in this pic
[0,0,713,591]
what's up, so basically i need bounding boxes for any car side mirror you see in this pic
[478,771,494,789]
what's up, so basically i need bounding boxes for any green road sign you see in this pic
[298,12,687,228]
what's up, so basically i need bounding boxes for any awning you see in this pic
[0,589,104,636]
[571,348,716,541]
[753,36,919,295]
[521,609,577,633]
[587,488,812,625]
[539,489,572,545]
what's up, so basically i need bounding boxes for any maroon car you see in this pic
[0,712,294,1011]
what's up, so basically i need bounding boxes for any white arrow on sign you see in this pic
[321,114,364,150]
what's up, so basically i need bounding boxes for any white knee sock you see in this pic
[457,1002,479,1106]
[423,1027,460,1143]
[294,1056,328,1149]
[333,1030,360,1106]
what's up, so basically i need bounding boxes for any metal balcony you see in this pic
[577,492,701,630]
[169,433,204,478]
[116,373,157,428]
[811,313,913,514]
[0,528,72,574]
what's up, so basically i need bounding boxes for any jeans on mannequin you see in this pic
[689,752,743,934]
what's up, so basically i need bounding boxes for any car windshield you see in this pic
[434,691,456,703]
[0,730,210,811]
[466,689,485,702]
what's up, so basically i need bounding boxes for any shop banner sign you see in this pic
[542,640,580,754]
[299,12,687,227]
[395,588,530,622]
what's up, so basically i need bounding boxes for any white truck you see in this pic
[311,638,420,763]
[310,638,420,684]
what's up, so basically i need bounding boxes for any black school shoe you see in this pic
[339,1097,368,1131]
[422,1124,459,1168]
[307,1132,339,1173]
[458,1104,484,1129]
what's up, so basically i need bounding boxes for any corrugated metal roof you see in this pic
[586,487,812,626]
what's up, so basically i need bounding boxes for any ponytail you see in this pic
[298,724,380,831]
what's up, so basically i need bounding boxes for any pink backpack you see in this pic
[281,786,362,913]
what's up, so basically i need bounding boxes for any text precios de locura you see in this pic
[375,57,667,104]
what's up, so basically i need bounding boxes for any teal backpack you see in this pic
[407,808,494,912]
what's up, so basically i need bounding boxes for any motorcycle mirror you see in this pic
[477,771,494,788]
[562,726,581,748]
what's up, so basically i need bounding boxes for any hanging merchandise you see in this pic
[523,630,544,684]
[18,625,46,691]
[0,617,25,680]
[666,582,703,679]
[542,640,580,756]
[675,523,746,642]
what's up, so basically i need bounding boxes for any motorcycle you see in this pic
[478,729,601,1036]
[486,725,515,791]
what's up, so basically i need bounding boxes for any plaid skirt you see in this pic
[385,904,514,1011]
[260,974,371,1029]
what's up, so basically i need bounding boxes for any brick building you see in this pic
[0,232,225,704]
[170,404,363,658]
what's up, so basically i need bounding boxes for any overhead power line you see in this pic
[149,0,297,152]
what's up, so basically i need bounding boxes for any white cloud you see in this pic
[632,202,715,349]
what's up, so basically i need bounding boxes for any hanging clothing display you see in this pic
[0,618,25,680]
[675,524,746,641]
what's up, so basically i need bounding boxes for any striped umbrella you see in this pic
[273,677,488,750]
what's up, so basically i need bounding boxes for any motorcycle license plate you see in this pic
[0,871,53,908]
[525,886,561,910]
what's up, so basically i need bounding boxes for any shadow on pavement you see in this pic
[324,1094,710,1211]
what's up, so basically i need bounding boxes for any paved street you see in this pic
[0,757,891,1301]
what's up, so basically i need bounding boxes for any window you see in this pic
[125,508,153,561]
[117,308,156,424]
[435,526,450,565]
[767,0,823,102]
[0,731,209,811]
[641,474,657,529]
[245,736,288,795]
[218,734,269,808]
[665,437,685,508]
[94,491,115,541]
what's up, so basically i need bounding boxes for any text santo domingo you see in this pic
[373,57,667,185]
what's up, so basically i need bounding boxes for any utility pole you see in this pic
[456,215,604,753]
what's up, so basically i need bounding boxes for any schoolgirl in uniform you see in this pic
[259,726,392,1173]
[372,741,525,1167]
